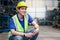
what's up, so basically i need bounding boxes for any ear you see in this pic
[16,10,19,13]
[17,10,19,12]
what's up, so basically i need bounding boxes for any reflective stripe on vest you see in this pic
[12,14,28,32]
[8,14,28,38]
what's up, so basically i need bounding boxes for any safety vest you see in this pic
[8,14,28,38]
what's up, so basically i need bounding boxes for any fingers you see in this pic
[25,33,33,38]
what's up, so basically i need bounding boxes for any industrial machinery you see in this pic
[0,0,24,33]
[52,1,60,28]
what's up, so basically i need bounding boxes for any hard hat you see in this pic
[16,1,28,10]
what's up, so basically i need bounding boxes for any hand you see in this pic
[25,33,33,38]
[32,30,39,36]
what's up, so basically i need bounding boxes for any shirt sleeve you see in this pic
[9,18,16,30]
[28,14,34,23]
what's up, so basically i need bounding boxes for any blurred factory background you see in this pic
[26,0,60,27]
[0,0,60,40]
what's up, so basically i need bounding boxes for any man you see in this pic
[9,1,39,40]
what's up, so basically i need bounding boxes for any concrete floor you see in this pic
[37,26,60,40]
[0,26,60,40]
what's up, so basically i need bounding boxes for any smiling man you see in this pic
[8,1,39,40]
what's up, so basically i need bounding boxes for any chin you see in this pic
[22,14,25,16]
[22,13,26,16]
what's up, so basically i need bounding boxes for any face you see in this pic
[17,7,27,16]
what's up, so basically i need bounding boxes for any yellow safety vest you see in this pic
[8,14,28,38]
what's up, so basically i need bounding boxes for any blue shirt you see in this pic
[9,14,34,30]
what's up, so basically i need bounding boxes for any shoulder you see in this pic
[27,14,32,18]
[10,14,17,22]
[12,14,17,18]
[26,13,34,23]
[9,17,14,22]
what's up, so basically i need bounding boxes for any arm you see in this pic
[10,29,25,36]
[11,29,33,38]
[28,14,39,35]
[32,21,39,35]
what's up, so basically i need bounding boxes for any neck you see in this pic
[18,13,23,19]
